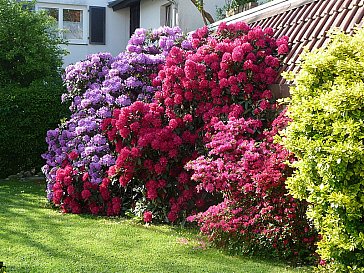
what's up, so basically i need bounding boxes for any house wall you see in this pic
[176,0,219,33]
[36,0,129,66]
[140,0,169,30]
[139,0,220,33]
[36,0,222,66]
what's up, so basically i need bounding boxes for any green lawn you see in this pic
[0,179,311,273]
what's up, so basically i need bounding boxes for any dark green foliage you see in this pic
[0,0,67,177]
[0,81,68,178]
[281,29,364,272]
[0,0,65,87]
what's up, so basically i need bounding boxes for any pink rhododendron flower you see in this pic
[143,211,153,223]
[68,150,78,161]
[81,189,91,200]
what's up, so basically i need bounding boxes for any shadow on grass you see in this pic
[0,180,85,264]
[0,180,311,273]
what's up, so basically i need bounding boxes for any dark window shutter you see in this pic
[89,6,106,44]
[129,3,140,37]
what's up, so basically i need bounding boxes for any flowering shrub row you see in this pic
[102,101,201,222]
[43,22,317,261]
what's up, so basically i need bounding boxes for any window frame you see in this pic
[37,3,88,45]
[165,3,172,27]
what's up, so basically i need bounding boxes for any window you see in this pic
[63,9,83,40]
[44,7,59,20]
[163,3,177,27]
[41,7,59,27]
[165,4,172,27]
[38,4,88,44]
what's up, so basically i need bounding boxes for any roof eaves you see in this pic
[108,0,140,11]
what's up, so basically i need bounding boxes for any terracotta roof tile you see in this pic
[316,12,337,38]
[273,9,290,29]
[340,7,357,30]
[305,1,321,20]
[302,17,318,40]
[267,10,282,27]
[329,0,345,14]
[259,0,363,83]
[348,7,364,30]
[210,0,364,84]
[297,3,313,23]
[281,8,297,28]
[313,1,328,19]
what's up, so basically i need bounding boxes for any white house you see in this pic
[35,0,221,66]
[108,0,221,33]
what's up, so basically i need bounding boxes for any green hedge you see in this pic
[281,29,364,272]
[0,80,68,178]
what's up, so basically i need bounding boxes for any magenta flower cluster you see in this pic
[185,112,318,261]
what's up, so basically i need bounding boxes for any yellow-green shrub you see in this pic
[281,29,364,272]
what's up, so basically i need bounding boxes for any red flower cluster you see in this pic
[143,211,153,223]
[155,22,289,135]
[53,163,122,216]
[185,112,318,262]
[103,101,200,222]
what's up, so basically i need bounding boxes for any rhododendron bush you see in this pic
[42,26,185,215]
[185,113,317,261]
[102,22,292,223]
[43,22,317,260]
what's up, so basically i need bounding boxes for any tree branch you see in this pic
[190,0,215,25]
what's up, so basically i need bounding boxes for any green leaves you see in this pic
[281,29,364,271]
[0,0,66,87]
[0,0,67,177]
[0,81,68,178]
